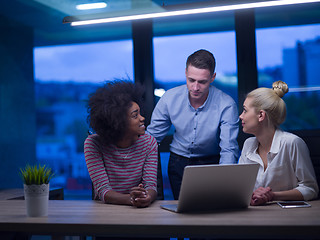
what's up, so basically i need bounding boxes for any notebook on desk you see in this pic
[160,163,259,213]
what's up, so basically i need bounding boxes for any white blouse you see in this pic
[239,129,319,200]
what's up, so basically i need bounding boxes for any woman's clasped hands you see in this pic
[130,184,152,208]
[251,187,275,206]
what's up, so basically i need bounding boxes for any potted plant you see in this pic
[20,164,54,217]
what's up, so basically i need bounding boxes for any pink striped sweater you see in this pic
[84,133,158,203]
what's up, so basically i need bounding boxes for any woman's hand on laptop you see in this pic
[250,187,275,206]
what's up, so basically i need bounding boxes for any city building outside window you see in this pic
[256,23,320,130]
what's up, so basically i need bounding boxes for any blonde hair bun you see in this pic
[272,81,289,98]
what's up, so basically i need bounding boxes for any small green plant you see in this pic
[20,164,54,185]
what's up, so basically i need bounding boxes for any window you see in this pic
[34,40,133,199]
[153,31,238,102]
[256,24,320,130]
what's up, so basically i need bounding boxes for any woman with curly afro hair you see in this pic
[84,80,158,208]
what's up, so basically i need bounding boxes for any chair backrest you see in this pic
[156,146,164,200]
[293,130,320,199]
[91,183,95,200]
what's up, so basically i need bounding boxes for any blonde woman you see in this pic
[239,81,318,206]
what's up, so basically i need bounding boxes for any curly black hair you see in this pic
[87,80,144,146]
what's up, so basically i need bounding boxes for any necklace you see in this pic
[115,147,132,160]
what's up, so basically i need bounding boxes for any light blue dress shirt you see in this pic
[147,84,239,164]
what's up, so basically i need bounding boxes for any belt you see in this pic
[170,151,220,162]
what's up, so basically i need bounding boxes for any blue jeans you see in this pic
[168,152,220,200]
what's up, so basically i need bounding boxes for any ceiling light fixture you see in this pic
[66,0,320,26]
[76,2,107,10]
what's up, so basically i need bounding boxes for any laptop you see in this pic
[160,163,259,213]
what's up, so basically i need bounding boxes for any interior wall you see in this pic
[0,16,36,188]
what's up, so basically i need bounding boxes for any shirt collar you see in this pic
[187,85,213,110]
[248,129,282,153]
[269,128,282,154]
[246,138,259,158]
[245,129,282,160]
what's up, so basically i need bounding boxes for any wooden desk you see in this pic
[0,200,319,239]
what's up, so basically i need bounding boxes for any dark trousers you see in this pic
[168,152,220,200]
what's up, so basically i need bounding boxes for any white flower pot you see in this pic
[24,184,49,217]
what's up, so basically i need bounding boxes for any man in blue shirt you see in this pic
[147,49,239,199]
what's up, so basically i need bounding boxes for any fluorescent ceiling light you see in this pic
[69,0,320,26]
[289,86,320,92]
[76,2,107,10]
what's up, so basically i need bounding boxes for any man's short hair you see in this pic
[186,49,216,76]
